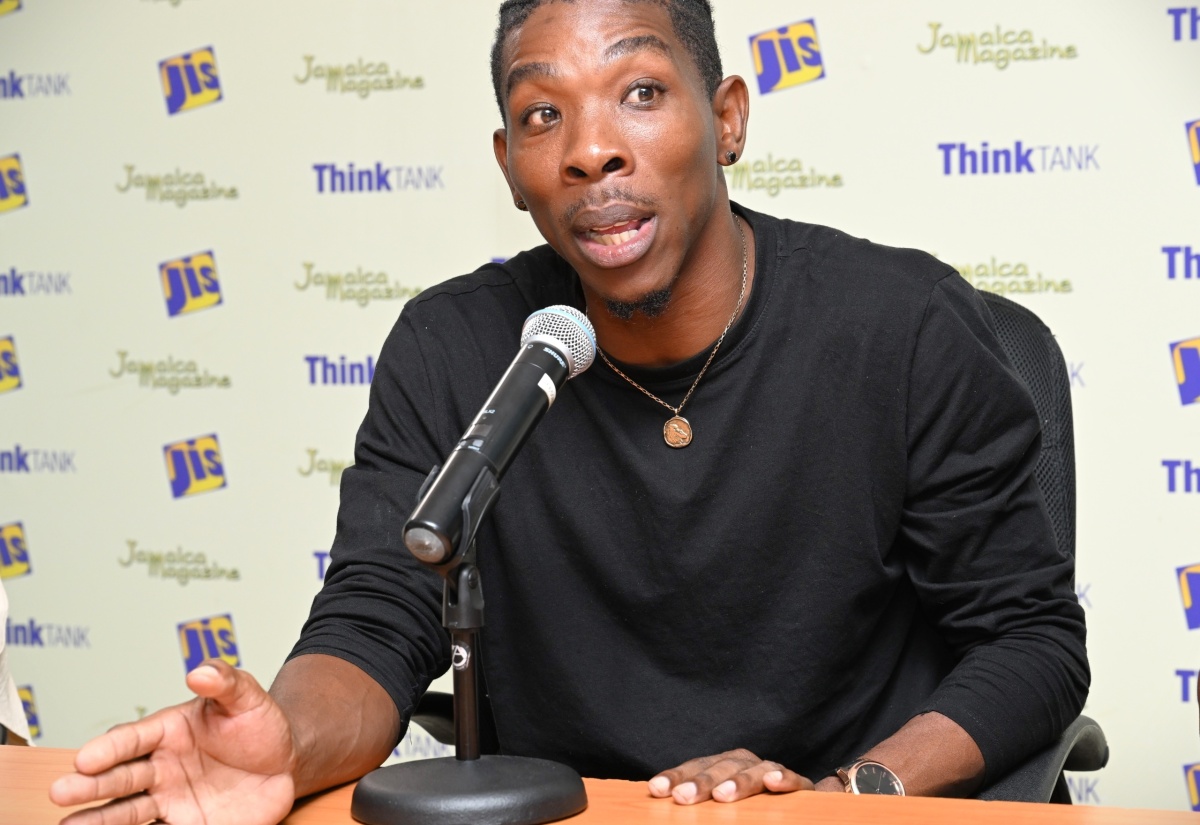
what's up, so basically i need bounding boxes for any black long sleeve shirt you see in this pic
[290,205,1089,787]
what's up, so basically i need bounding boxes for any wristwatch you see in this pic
[836,760,905,795]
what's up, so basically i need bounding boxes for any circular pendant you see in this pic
[663,416,693,448]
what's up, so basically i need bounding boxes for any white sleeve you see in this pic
[0,580,33,743]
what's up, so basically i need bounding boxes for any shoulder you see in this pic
[744,206,960,299]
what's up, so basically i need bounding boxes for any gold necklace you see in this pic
[594,214,749,448]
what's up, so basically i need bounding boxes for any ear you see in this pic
[711,75,749,164]
[493,127,518,199]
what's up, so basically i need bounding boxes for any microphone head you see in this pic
[521,305,596,378]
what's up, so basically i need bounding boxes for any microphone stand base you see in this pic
[351,754,588,825]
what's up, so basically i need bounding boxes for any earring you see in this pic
[515,198,528,211]
[725,151,738,165]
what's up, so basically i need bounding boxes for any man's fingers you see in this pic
[56,790,160,825]
[711,762,814,802]
[49,758,156,807]
[649,751,728,794]
[187,659,268,717]
[70,717,166,778]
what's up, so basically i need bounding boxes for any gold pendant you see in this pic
[663,416,693,448]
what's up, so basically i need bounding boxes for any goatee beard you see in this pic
[603,287,672,321]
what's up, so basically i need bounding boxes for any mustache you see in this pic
[562,187,658,225]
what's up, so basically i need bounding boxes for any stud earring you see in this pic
[725,151,738,165]
[515,198,528,211]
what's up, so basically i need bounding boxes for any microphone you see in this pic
[403,305,596,566]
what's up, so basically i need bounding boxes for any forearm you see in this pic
[270,653,401,798]
[813,711,984,797]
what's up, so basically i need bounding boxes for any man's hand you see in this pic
[50,660,297,825]
[648,749,816,804]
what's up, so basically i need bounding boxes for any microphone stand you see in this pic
[350,465,588,825]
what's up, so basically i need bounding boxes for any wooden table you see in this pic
[4,747,1194,825]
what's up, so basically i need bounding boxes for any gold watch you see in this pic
[836,760,905,795]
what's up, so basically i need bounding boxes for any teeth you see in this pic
[590,228,639,246]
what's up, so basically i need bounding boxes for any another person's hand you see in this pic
[50,659,297,825]
[648,748,817,804]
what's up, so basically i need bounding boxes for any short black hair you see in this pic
[490,0,723,123]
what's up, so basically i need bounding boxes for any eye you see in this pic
[521,105,559,127]
[624,81,664,105]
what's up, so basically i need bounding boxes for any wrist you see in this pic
[814,776,845,793]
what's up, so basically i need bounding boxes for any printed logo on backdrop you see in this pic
[1067,777,1099,805]
[117,165,238,206]
[295,56,424,99]
[1185,764,1200,812]
[1170,337,1200,406]
[177,614,239,672]
[0,1,20,18]
[1163,460,1200,493]
[0,68,70,99]
[300,449,348,486]
[748,19,824,95]
[953,257,1072,297]
[159,47,221,115]
[0,153,28,212]
[161,250,222,317]
[314,550,330,579]
[305,355,375,386]
[164,434,226,499]
[5,617,90,648]
[1177,563,1200,628]
[1187,119,1200,185]
[1163,245,1200,280]
[18,686,39,739]
[0,522,30,579]
[1,444,76,474]
[312,162,444,194]
[723,154,842,196]
[0,336,21,393]
[938,141,1098,176]
[296,262,421,307]
[1177,669,1200,702]
[1169,8,1200,41]
[110,351,231,394]
[120,539,239,585]
[918,23,1077,69]
[0,266,71,297]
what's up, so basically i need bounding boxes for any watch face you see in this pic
[851,762,904,795]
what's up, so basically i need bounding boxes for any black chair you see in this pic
[973,290,1108,802]
[410,290,1109,803]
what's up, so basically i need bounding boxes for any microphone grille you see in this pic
[520,305,596,378]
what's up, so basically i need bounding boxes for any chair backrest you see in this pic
[978,291,1076,568]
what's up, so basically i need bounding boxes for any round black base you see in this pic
[351,755,588,825]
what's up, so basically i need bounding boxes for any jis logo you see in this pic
[160,251,221,317]
[0,1,20,19]
[0,336,20,393]
[749,19,825,95]
[0,153,27,213]
[163,433,226,499]
[159,47,222,115]
[17,685,38,738]
[1171,337,1200,406]
[177,614,239,672]
[0,521,30,579]
[1178,563,1200,629]
[1186,763,1200,812]
[1189,119,1200,186]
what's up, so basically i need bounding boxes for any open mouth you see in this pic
[583,218,651,246]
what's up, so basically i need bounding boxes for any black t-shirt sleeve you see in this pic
[900,275,1089,785]
[287,310,452,731]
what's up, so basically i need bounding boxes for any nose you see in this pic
[560,106,630,184]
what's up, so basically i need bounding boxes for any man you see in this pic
[51,1,1088,821]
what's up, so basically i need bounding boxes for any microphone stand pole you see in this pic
[350,468,588,825]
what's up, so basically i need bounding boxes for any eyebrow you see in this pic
[603,34,672,62]
[506,61,558,100]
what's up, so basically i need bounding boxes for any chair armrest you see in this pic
[976,715,1109,802]
[409,690,455,746]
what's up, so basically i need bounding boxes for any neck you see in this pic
[586,209,756,368]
